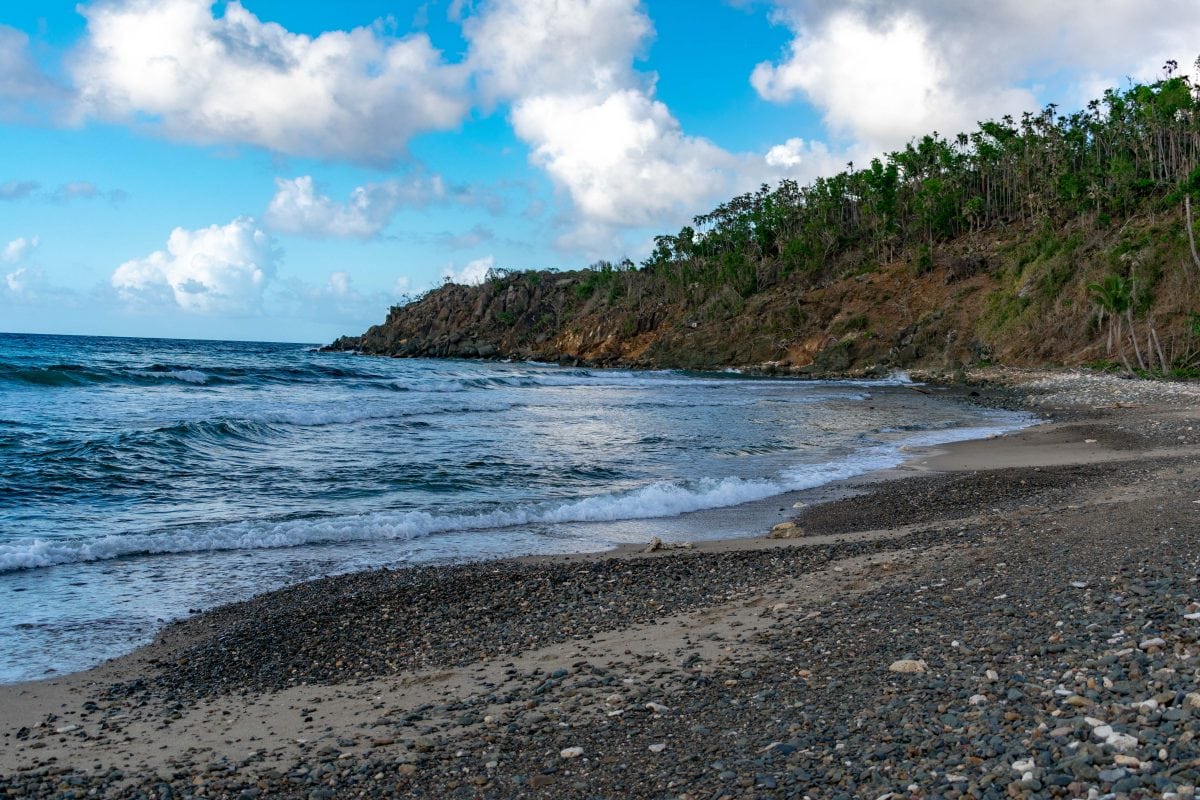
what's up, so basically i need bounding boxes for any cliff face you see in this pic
[331,213,1200,376]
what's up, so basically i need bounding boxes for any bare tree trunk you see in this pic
[1187,196,1200,273]
[1127,308,1146,370]
[1151,325,1168,373]
[1115,316,1132,372]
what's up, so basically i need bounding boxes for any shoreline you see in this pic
[0,372,1033,684]
[3,369,1200,797]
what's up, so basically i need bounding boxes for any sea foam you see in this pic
[0,416,1031,574]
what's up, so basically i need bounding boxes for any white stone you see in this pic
[646,702,670,714]
[888,659,928,673]
[648,743,667,753]
[1071,581,1088,588]
[605,694,624,707]
[560,747,584,759]
[969,694,987,706]
[1012,758,1035,773]
[1107,732,1139,752]
[1139,637,1166,650]
[1184,692,1200,709]
[985,669,999,682]
[54,724,78,734]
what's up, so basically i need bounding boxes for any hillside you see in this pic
[330,73,1200,377]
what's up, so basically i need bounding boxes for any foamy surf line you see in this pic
[0,411,1036,573]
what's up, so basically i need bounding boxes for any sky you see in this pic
[1,1,1197,343]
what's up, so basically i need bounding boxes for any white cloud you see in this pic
[264,175,447,239]
[264,174,505,239]
[2,236,39,263]
[71,0,470,162]
[4,267,43,298]
[441,255,494,286]
[111,217,276,314]
[511,89,736,227]
[0,25,60,120]
[465,0,652,103]
[754,1,1200,151]
[1,266,79,307]
[752,10,1032,151]
[463,0,810,241]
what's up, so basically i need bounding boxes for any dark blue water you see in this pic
[0,332,1031,681]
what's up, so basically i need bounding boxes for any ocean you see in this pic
[0,332,1031,683]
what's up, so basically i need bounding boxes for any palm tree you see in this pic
[1088,275,1132,365]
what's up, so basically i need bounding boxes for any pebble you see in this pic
[888,659,928,673]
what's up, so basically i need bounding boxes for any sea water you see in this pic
[0,332,1032,682]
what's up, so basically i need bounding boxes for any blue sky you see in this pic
[1,1,1196,343]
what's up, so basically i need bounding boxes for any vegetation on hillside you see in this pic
[343,63,1200,376]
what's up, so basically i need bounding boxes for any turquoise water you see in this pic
[0,332,1031,682]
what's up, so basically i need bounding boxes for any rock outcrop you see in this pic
[329,214,1200,376]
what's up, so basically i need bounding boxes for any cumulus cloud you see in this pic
[2,236,39,263]
[463,0,810,240]
[511,89,737,227]
[4,267,47,299]
[466,0,652,103]
[71,0,470,162]
[754,1,1200,151]
[264,174,505,239]
[1,265,80,308]
[441,255,494,286]
[111,217,276,314]
[264,175,446,239]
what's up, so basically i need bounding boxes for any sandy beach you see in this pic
[2,369,1199,799]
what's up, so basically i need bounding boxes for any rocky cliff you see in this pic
[328,212,1200,377]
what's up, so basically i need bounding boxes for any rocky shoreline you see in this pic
[2,370,1199,799]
